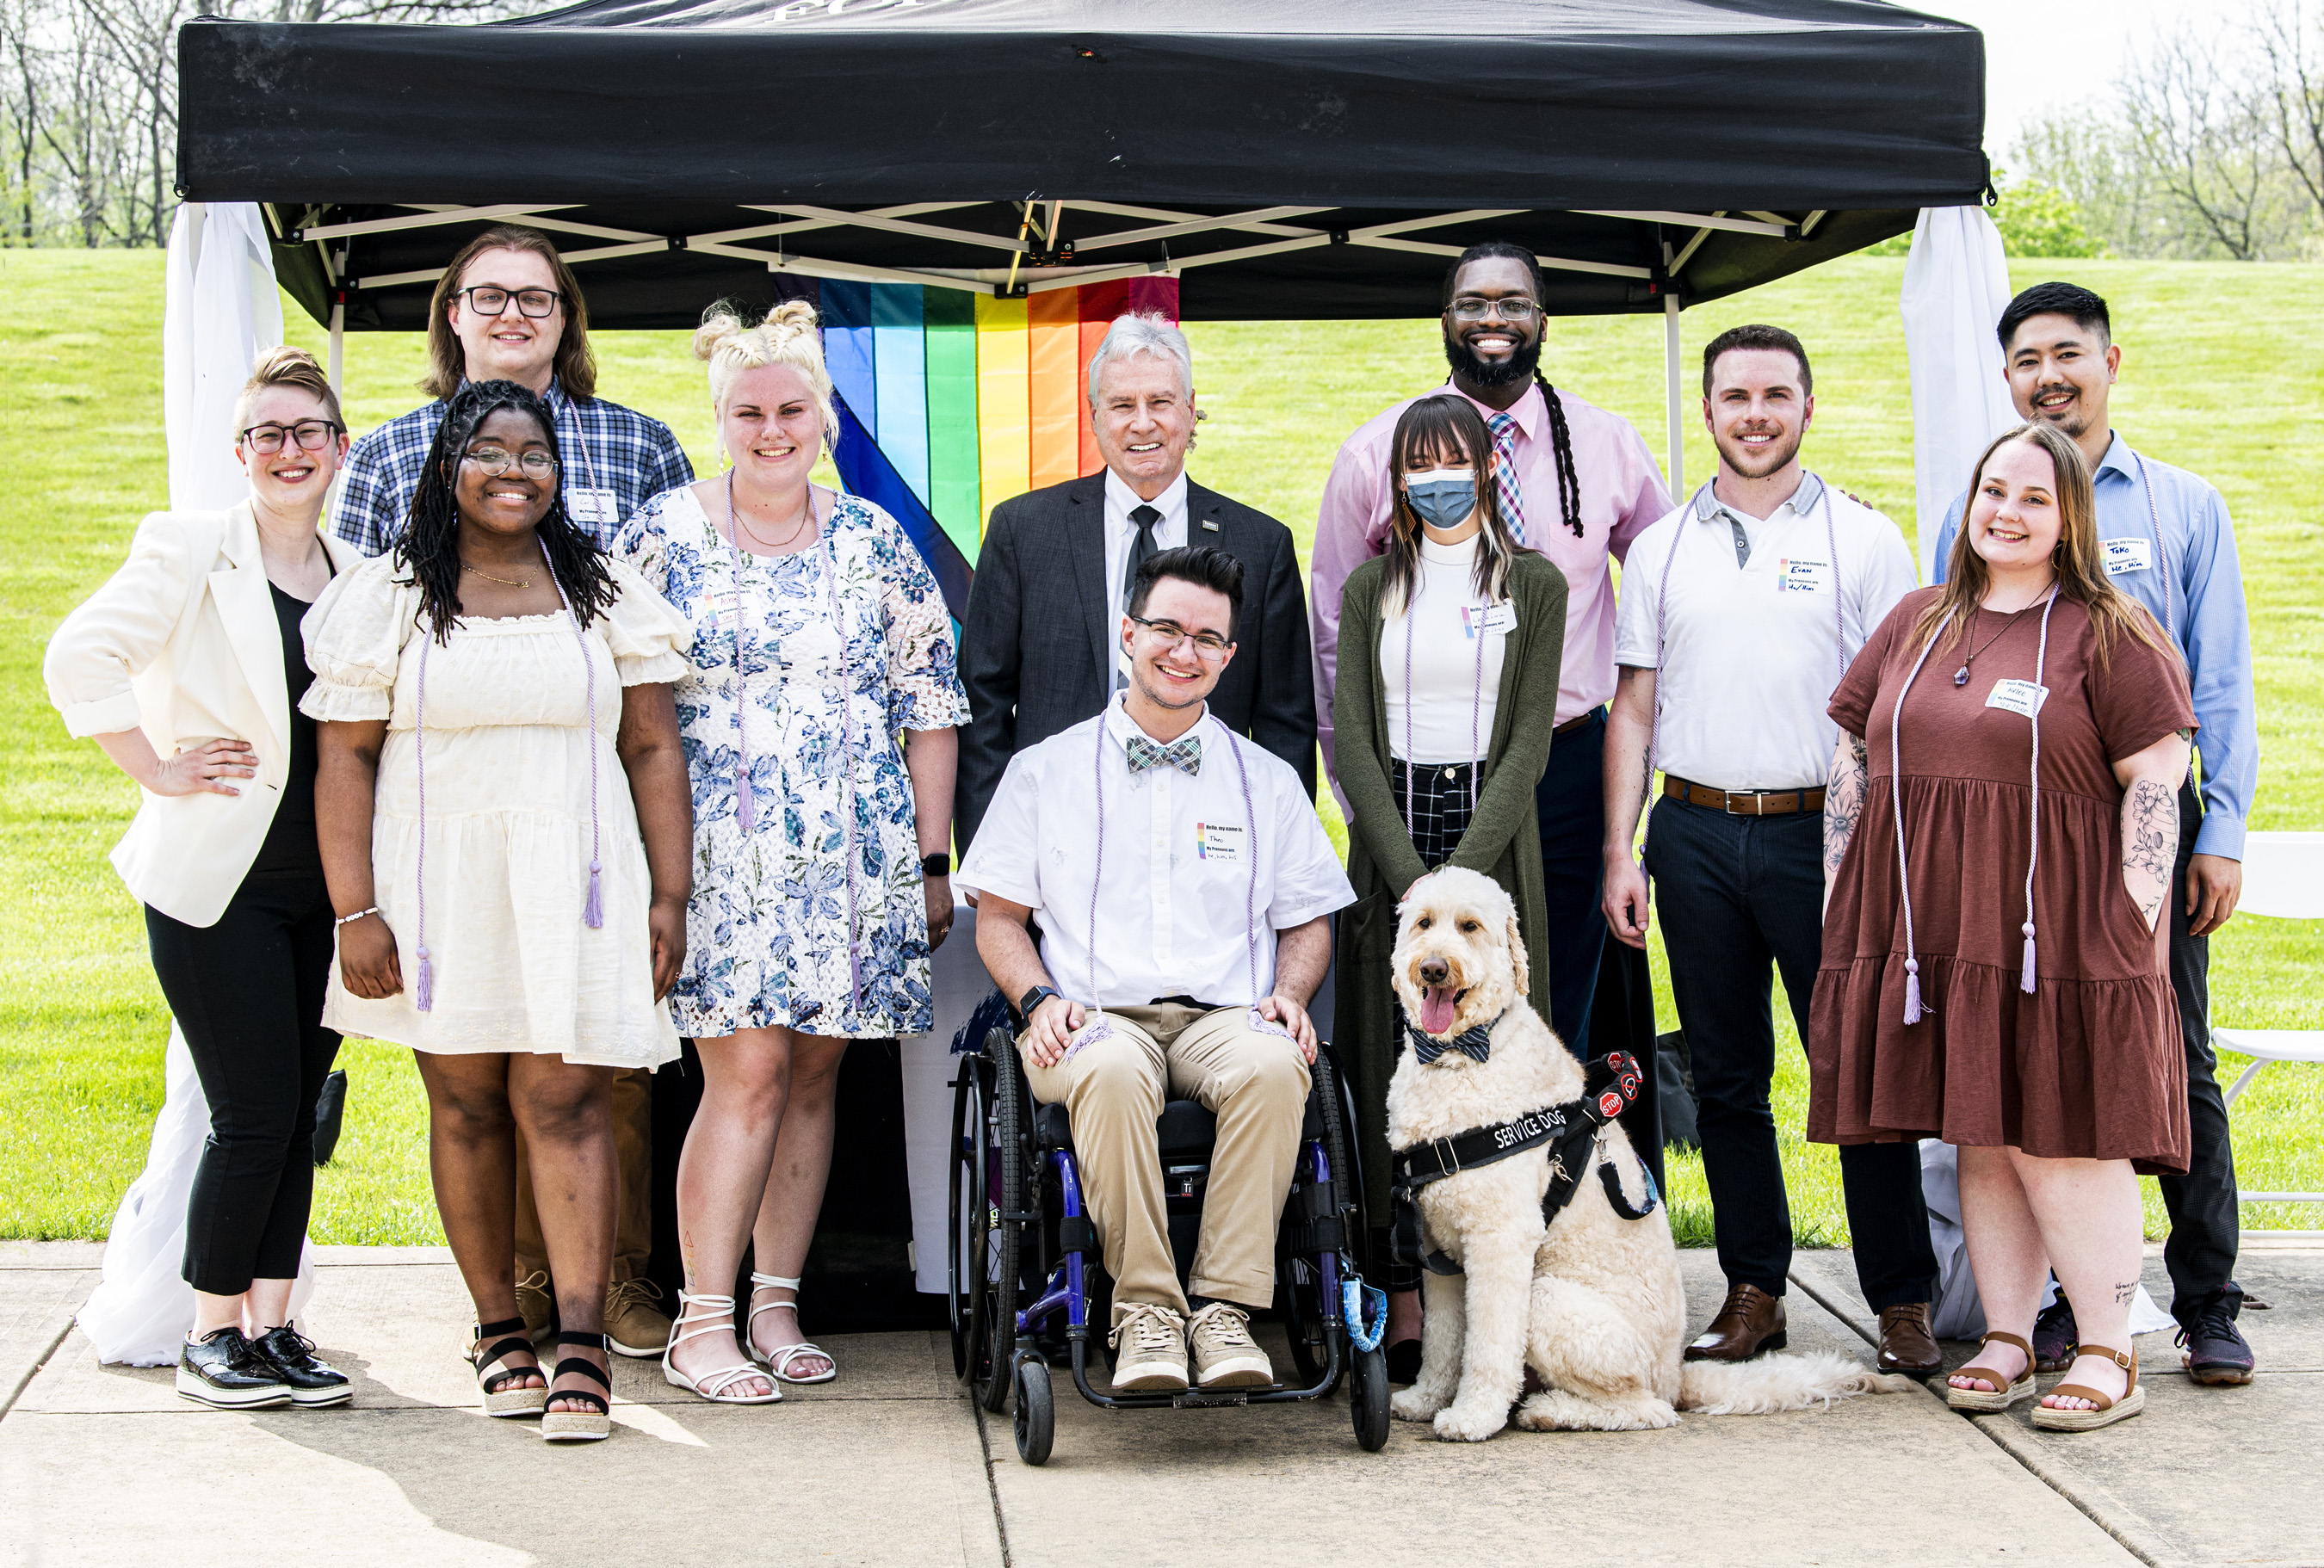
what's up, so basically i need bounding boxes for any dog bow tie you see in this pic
[1125,734,1202,776]
[1406,1019,1495,1065]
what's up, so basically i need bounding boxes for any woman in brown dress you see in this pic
[1811,423,2192,1433]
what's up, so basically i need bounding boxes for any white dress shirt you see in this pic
[1101,468,1190,684]
[958,694,1353,1009]
[1614,472,1919,791]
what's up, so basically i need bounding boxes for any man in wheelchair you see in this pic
[959,546,1353,1393]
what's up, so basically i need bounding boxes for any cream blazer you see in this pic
[44,502,367,928]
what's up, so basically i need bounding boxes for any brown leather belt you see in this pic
[1663,775,1826,816]
[1554,713,1594,736]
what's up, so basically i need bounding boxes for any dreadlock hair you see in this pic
[395,380,618,646]
[1442,240,1584,540]
[1381,395,1528,619]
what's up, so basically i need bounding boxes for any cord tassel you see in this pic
[416,943,434,1014]
[2020,922,2037,994]
[585,859,604,930]
[1902,957,1923,1026]
[737,773,756,836]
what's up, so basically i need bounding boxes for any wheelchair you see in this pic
[948,1021,1391,1465]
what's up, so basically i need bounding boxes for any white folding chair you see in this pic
[2209,830,2324,1205]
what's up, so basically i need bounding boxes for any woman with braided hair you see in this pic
[306,379,695,1442]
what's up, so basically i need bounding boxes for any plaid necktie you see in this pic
[1125,734,1202,776]
[1486,411,1526,546]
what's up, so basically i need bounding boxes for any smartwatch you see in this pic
[920,852,951,878]
[1018,985,1061,1022]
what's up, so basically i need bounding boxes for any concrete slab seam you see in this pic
[0,1317,75,1421]
[968,1391,1016,1567]
[1787,1267,2179,1568]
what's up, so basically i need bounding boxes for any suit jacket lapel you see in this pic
[1069,475,1114,683]
[211,502,289,756]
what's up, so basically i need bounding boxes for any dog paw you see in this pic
[1431,1404,1505,1442]
[1390,1389,1446,1423]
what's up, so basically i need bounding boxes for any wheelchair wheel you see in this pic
[1012,1357,1054,1466]
[1351,1343,1390,1452]
[972,1028,1026,1415]
[947,1054,986,1380]
[1281,1049,1357,1388]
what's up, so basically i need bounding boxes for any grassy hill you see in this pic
[2,249,2315,1244]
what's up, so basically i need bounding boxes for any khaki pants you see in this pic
[1021,1003,1308,1318]
[516,1065,653,1287]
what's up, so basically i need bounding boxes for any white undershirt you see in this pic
[1381,534,1507,764]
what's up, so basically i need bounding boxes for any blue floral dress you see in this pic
[619,486,970,1039]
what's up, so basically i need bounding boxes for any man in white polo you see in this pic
[1599,324,1940,1376]
[961,545,1352,1393]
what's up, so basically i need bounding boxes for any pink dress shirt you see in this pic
[1309,380,1672,784]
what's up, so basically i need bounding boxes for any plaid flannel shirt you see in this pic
[331,377,695,555]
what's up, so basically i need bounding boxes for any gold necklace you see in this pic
[729,476,816,553]
[460,559,535,588]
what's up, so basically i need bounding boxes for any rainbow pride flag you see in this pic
[797,275,1181,620]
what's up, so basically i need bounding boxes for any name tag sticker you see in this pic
[1985,679,2051,718]
[566,487,621,528]
[2102,536,2154,576]
[1196,822,1244,862]
[1461,603,1517,638]
[1777,557,1831,594]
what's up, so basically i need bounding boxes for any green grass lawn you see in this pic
[2,250,2316,1248]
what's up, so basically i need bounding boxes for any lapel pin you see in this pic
[1201,516,1220,533]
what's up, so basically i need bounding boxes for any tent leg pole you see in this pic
[1663,293,1683,493]
[328,299,345,400]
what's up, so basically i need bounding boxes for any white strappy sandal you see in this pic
[747,1273,838,1385]
[662,1288,781,1404]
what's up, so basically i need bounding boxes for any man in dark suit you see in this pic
[957,313,1316,853]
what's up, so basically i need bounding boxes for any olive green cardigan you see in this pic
[1331,550,1568,1225]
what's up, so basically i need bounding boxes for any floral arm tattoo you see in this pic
[2123,777,2179,932]
[1825,732,1870,884]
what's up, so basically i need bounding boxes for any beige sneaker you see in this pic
[1108,1302,1190,1392]
[1188,1301,1272,1388]
[605,1275,672,1358]
[514,1270,553,1341]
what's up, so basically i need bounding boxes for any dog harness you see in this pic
[1388,1051,1657,1276]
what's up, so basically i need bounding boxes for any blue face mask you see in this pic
[1403,469,1478,530]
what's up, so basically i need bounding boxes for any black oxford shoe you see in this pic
[176,1327,293,1410]
[251,1326,354,1407]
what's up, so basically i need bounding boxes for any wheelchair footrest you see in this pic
[1171,1386,1261,1408]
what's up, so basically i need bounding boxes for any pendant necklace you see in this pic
[460,559,534,588]
[1950,597,2037,687]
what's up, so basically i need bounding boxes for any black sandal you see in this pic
[541,1330,613,1443]
[467,1317,547,1419]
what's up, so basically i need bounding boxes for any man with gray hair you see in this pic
[956,312,1316,852]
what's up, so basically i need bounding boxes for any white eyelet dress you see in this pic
[298,551,693,1067]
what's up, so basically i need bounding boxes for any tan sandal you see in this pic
[1945,1330,2037,1412]
[2032,1344,2142,1432]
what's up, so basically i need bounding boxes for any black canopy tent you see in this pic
[174,0,1987,1330]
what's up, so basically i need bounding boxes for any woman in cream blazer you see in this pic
[45,348,365,1412]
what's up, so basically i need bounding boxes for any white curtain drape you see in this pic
[78,202,314,1367]
[1899,206,2018,581]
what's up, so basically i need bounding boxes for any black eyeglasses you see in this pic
[454,285,563,318]
[1448,296,1540,323]
[1128,614,1232,660]
[240,420,342,454]
[461,446,560,479]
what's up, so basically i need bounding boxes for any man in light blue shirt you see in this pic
[1932,281,2259,1385]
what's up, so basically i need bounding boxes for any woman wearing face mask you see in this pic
[46,348,367,1408]
[305,379,695,1443]
[1811,423,2193,1433]
[616,303,967,1404]
[1332,394,1569,1381]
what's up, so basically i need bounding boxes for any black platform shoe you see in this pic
[176,1327,293,1409]
[251,1326,354,1407]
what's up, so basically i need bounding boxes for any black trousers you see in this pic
[1535,708,1611,1059]
[1645,796,1937,1311]
[2160,777,2241,1321]
[145,868,342,1296]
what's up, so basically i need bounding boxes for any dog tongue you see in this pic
[1419,986,1457,1035]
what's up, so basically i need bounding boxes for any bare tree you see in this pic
[2119,27,2308,259]
[2255,0,2324,225]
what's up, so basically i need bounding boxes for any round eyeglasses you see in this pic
[239,420,342,454]
[461,447,560,479]
[1128,614,1232,661]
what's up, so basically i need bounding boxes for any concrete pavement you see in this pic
[3,1238,2315,1567]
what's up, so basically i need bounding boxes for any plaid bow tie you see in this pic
[1406,1018,1496,1065]
[1126,734,1202,776]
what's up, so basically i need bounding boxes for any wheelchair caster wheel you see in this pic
[1013,1357,1054,1466]
[1351,1344,1389,1453]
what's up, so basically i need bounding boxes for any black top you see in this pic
[249,579,324,876]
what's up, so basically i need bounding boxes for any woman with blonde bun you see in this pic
[46,347,366,1410]
[618,300,969,1403]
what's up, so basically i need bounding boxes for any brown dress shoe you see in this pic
[1877,1301,1943,1377]
[1685,1282,1788,1361]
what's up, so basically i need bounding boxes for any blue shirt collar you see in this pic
[2096,430,2140,483]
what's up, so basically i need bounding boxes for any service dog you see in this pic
[1385,867,1913,1441]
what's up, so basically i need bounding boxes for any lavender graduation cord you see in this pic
[411,535,605,1012]
[818,519,866,1011]
[1397,558,1489,844]
[721,469,758,836]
